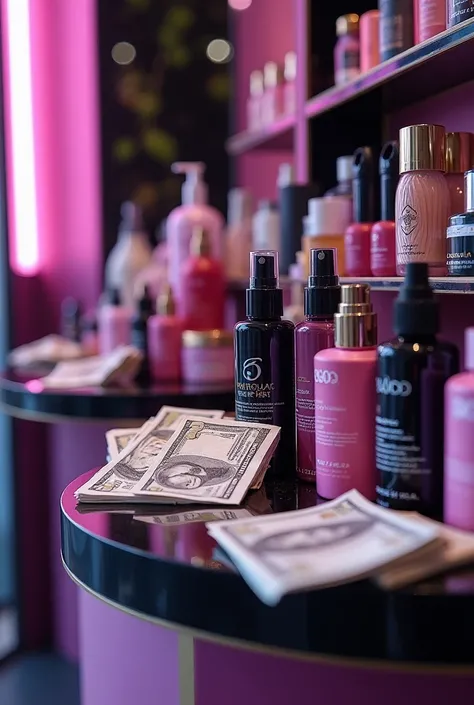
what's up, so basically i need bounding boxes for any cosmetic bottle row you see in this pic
[246,53,297,132]
[234,248,474,531]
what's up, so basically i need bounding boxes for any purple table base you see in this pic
[79,589,474,705]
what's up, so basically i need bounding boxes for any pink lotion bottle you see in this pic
[396,124,449,276]
[371,141,399,277]
[415,0,446,42]
[97,289,132,355]
[445,131,472,218]
[345,147,375,277]
[179,226,225,331]
[314,284,378,500]
[147,284,182,383]
[444,327,474,530]
[295,248,341,483]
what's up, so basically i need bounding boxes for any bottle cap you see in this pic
[171,162,208,205]
[352,147,375,223]
[190,226,211,257]
[263,62,283,88]
[284,51,297,82]
[336,156,354,183]
[156,284,175,316]
[446,132,472,173]
[246,250,283,319]
[305,197,352,236]
[277,163,295,188]
[334,284,377,348]
[228,188,253,224]
[250,70,264,96]
[336,14,359,36]
[465,328,474,370]
[465,170,474,211]
[304,248,341,318]
[399,124,446,174]
[379,141,399,222]
[393,262,438,337]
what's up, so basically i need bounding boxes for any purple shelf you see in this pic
[306,19,474,119]
[226,115,295,156]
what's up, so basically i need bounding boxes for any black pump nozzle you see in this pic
[353,146,375,223]
[305,248,341,318]
[379,141,399,222]
[394,263,438,337]
[249,251,279,290]
[246,250,282,319]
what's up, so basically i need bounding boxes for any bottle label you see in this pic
[448,0,474,27]
[447,224,474,238]
[235,356,276,424]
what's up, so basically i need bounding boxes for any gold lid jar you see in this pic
[446,131,472,173]
[399,124,446,174]
[182,329,234,385]
[182,329,233,348]
[336,14,360,36]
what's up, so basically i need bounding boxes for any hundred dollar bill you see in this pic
[77,407,226,502]
[134,416,280,506]
[207,490,441,606]
[134,507,254,527]
[105,407,226,460]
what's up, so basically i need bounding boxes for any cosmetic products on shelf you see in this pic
[225,188,253,280]
[279,163,319,275]
[234,251,296,480]
[324,156,354,200]
[147,285,182,383]
[261,62,285,125]
[447,0,474,27]
[376,263,459,518]
[167,162,224,301]
[445,327,474,530]
[105,202,153,310]
[415,0,446,42]
[303,197,351,276]
[345,146,375,277]
[371,141,399,277]
[334,14,360,86]
[447,169,474,276]
[314,284,378,500]
[247,70,264,131]
[131,285,154,382]
[295,248,340,483]
[179,227,225,331]
[445,131,472,217]
[360,10,380,72]
[97,289,132,355]
[283,51,297,116]
[252,200,280,252]
[395,124,449,276]
[182,330,234,384]
[378,0,413,61]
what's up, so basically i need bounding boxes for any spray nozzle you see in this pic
[398,262,433,301]
[394,262,438,336]
[171,162,208,205]
[171,162,205,176]
[308,248,338,287]
[249,250,279,289]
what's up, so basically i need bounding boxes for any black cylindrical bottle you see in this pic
[278,164,319,275]
[375,263,459,518]
[131,285,154,383]
[378,0,413,61]
[234,250,296,480]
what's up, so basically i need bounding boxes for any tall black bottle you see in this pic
[375,263,459,518]
[131,285,153,383]
[234,251,296,480]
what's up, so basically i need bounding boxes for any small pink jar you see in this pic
[181,330,234,385]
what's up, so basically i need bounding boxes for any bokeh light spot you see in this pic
[206,39,233,64]
[111,42,136,65]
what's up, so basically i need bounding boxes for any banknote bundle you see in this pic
[75,406,280,506]
[207,490,471,605]
[40,346,143,388]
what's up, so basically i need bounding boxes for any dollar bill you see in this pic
[134,507,254,527]
[76,407,226,502]
[41,345,142,388]
[207,489,441,605]
[134,416,280,505]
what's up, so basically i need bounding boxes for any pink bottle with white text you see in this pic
[147,285,182,382]
[97,289,132,354]
[314,284,377,500]
[444,328,474,530]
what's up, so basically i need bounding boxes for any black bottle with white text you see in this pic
[375,263,459,518]
[234,251,296,480]
[131,285,154,383]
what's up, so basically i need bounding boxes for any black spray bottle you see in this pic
[131,285,154,383]
[234,250,296,480]
[375,263,459,518]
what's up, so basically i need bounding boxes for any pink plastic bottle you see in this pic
[370,141,399,277]
[179,227,225,331]
[415,0,446,42]
[167,162,224,303]
[147,285,182,382]
[295,248,340,483]
[314,284,377,500]
[345,147,375,277]
[444,328,474,530]
[97,289,132,355]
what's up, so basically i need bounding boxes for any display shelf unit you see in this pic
[340,277,474,294]
[226,115,295,156]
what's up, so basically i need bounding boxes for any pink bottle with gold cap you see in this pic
[147,285,182,382]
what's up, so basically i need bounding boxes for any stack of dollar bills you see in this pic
[208,490,474,604]
[75,406,280,506]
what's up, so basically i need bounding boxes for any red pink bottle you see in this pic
[97,289,132,355]
[345,147,375,277]
[314,284,378,499]
[444,328,474,530]
[147,285,182,383]
[370,141,399,277]
[415,0,446,42]
[295,248,341,483]
[179,226,225,330]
